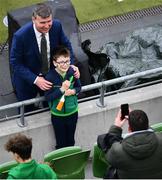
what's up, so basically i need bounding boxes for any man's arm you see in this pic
[10,33,37,85]
[97,110,126,153]
[104,110,128,167]
[10,33,52,90]
[105,110,127,147]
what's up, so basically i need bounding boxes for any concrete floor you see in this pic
[85,160,99,179]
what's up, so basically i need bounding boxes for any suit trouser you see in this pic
[51,112,78,149]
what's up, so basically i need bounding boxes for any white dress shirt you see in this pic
[33,24,50,84]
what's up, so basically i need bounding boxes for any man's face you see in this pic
[32,15,52,33]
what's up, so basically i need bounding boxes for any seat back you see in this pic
[44,146,82,163]
[151,122,162,132]
[92,143,109,178]
[0,160,18,179]
[50,150,90,179]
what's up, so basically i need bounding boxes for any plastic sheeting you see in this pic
[88,24,162,90]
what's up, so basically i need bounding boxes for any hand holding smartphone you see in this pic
[121,103,129,120]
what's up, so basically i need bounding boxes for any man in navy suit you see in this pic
[10,3,79,112]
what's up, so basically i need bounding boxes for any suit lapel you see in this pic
[49,28,54,54]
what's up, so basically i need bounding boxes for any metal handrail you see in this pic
[1,67,162,127]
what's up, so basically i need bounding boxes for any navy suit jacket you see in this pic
[10,19,74,99]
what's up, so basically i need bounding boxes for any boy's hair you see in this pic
[128,110,149,132]
[5,133,32,160]
[52,46,70,61]
[33,3,53,18]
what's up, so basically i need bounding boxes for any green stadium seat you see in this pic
[51,150,90,179]
[0,160,18,179]
[92,143,109,178]
[44,148,90,179]
[151,122,162,132]
[44,146,82,162]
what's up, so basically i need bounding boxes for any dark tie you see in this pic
[40,33,48,75]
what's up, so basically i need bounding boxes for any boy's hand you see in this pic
[64,89,75,96]
[60,80,70,92]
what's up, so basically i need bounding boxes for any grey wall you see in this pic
[0,83,162,163]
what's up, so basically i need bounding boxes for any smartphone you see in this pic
[121,104,129,120]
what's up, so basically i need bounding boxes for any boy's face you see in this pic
[53,56,70,73]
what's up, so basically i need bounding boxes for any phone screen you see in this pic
[121,104,129,120]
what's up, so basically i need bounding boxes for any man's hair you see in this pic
[128,110,149,131]
[52,46,70,61]
[33,3,53,18]
[5,133,32,160]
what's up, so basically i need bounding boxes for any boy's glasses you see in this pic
[56,61,70,65]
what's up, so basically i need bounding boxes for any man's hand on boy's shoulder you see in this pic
[71,65,80,79]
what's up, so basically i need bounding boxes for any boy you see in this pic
[5,133,57,179]
[45,46,81,149]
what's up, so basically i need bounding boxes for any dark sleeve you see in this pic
[44,72,63,102]
[68,67,81,94]
[97,125,123,153]
[73,78,82,95]
[108,125,123,136]
[10,33,37,84]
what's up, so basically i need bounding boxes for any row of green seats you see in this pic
[0,146,90,179]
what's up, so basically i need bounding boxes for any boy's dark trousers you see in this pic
[51,112,78,149]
